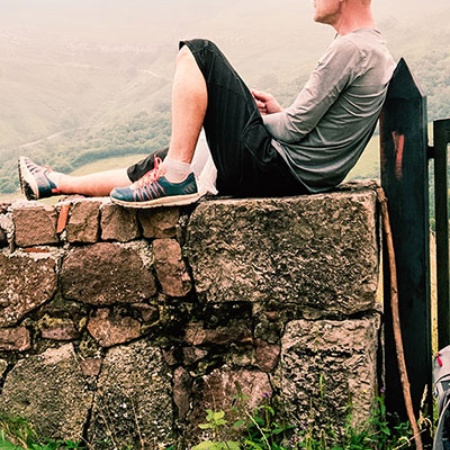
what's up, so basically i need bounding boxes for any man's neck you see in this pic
[333,5,376,35]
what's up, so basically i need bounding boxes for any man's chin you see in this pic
[313,15,333,26]
[313,13,324,23]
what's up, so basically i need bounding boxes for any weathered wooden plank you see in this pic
[380,58,432,419]
[434,118,450,349]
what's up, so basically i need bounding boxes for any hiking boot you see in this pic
[110,156,201,209]
[18,156,60,200]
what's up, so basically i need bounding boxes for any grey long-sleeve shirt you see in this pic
[263,28,396,193]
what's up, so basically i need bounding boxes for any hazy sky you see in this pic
[1,0,448,46]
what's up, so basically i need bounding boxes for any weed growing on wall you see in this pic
[0,414,85,450]
[192,394,418,450]
[0,397,421,449]
[297,397,416,450]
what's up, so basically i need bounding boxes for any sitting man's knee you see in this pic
[179,39,218,55]
[176,44,196,66]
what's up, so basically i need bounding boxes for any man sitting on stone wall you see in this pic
[18,0,395,209]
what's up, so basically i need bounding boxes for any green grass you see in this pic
[0,133,380,204]
[345,135,380,182]
[68,154,146,176]
[0,414,85,450]
[190,393,417,450]
[0,393,417,450]
[68,132,381,185]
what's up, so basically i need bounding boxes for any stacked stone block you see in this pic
[0,185,381,449]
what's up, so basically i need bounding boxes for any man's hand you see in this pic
[251,89,283,115]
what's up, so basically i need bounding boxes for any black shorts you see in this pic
[127,39,307,197]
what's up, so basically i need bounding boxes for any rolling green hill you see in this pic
[0,0,449,196]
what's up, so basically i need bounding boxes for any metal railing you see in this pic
[432,118,450,349]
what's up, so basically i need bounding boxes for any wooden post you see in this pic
[380,59,432,420]
[433,118,450,349]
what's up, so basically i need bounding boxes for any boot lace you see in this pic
[134,156,164,189]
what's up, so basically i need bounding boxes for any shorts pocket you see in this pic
[241,111,278,171]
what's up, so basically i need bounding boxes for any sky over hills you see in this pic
[1,0,448,89]
[2,0,448,46]
[1,0,448,85]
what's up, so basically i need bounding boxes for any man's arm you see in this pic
[259,38,363,144]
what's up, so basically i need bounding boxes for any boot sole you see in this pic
[18,157,39,200]
[110,192,201,209]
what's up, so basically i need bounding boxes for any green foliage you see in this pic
[192,394,417,450]
[0,414,85,450]
[199,410,229,431]
[0,110,171,197]
[192,388,300,449]
[193,441,241,450]
[297,398,415,450]
[0,396,421,450]
[192,409,241,450]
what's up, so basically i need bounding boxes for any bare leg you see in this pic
[18,155,133,200]
[166,45,207,164]
[105,45,209,207]
[54,168,131,197]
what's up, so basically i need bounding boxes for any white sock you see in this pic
[163,157,192,183]
[47,171,62,187]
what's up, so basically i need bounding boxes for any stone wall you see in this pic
[0,184,382,449]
